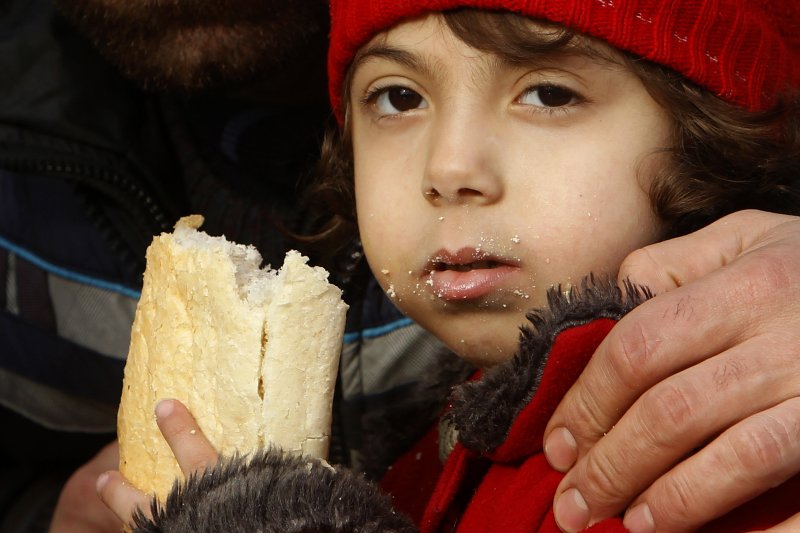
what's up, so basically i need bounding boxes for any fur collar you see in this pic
[448,276,651,453]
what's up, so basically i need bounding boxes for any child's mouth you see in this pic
[425,250,519,301]
[434,260,502,272]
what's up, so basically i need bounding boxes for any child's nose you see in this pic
[421,118,503,206]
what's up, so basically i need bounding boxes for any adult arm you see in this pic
[543,210,800,532]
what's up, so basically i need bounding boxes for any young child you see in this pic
[114,1,800,531]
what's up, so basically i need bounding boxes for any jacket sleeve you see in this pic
[131,447,417,533]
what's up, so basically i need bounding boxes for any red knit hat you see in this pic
[328,0,800,119]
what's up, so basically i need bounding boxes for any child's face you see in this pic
[349,14,671,367]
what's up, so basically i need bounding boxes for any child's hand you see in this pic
[50,440,124,533]
[543,210,800,533]
[96,399,219,526]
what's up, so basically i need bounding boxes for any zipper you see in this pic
[0,154,175,286]
[0,156,171,233]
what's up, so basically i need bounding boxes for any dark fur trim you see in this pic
[449,276,652,453]
[132,448,416,532]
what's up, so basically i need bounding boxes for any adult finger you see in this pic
[155,398,219,475]
[622,396,800,533]
[617,210,796,293]
[96,470,151,526]
[552,337,800,532]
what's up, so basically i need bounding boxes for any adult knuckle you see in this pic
[561,384,610,442]
[728,249,794,310]
[726,413,798,474]
[638,382,698,447]
[606,321,660,391]
[580,450,631,506]
[758,250,795,291]
[710,356,750,393]
[648,470,707,532]
[661,472,697,521]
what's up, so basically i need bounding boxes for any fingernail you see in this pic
[554,488,590,533]
[624,503,655,533]
[96,472,109,492]
[155,398,174,419]
[544,427,578,471]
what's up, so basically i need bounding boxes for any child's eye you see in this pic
[367,86,428,115]
[518,84,580,108]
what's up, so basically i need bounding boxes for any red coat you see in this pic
[382,280,800,532]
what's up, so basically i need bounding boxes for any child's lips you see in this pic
[428,265,520,300]
[424,248,520,301]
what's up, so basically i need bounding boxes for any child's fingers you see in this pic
[155,398,219,475]
[95,470,151,526]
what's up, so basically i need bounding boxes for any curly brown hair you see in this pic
[303,9,800,273]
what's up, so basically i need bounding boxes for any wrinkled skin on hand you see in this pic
[544,210,800,532]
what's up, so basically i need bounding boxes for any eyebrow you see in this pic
[351,45,442,81]
[351,39,625,81]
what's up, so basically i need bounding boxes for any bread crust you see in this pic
[118,216,347,499]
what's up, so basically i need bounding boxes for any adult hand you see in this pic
[50,441,123,533]
[96,399,219,527]
[543,210,800,532]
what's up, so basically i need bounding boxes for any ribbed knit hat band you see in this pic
[328,0,800,119]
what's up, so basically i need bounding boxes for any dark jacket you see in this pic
[0,0,461,505]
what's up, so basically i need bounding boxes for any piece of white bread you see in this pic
[117,215,348,500]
